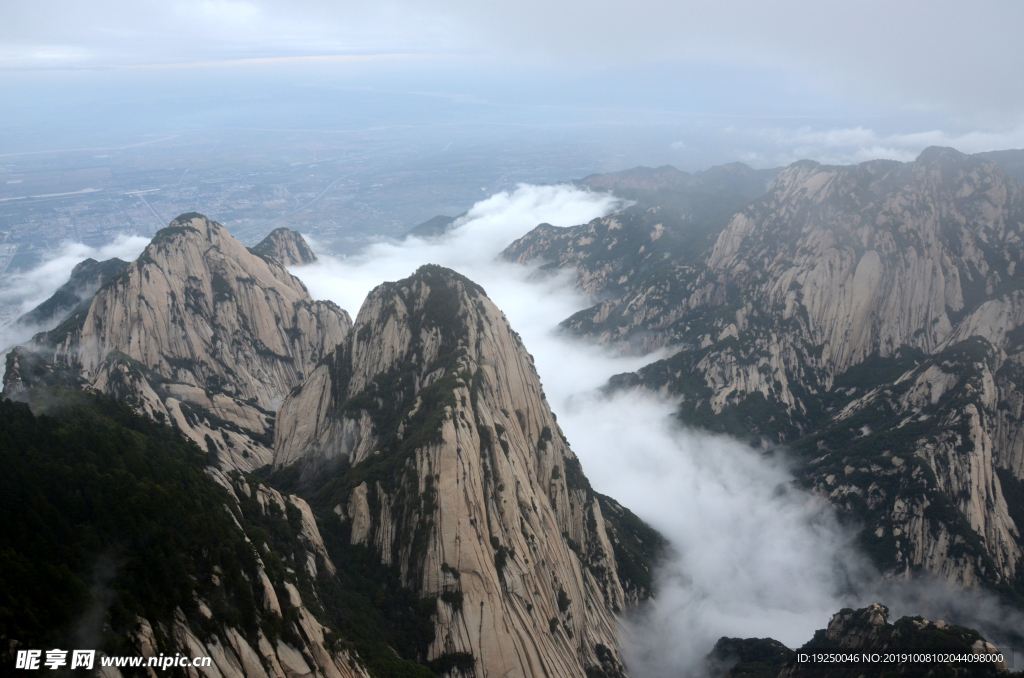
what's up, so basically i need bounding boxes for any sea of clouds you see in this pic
[292,183,1024,674]
[0,235,150,380]
[3,185,1021,675]
[292,183,874,673]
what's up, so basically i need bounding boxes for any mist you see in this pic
[0,234,149,377]
[291,182,1024,674]
[3,181,1021,671]
[290,184,871,673]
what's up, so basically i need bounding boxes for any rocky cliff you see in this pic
[15,256,129,329]
[578,162,781,201]
[252,227,319,266]
[704,603,1013,678]
[504,147,1024,598]
[272,264,661,678]
[3,214,350,471]
[0,391,378,678]
[2,220,658,677]
[777,604,1009,677]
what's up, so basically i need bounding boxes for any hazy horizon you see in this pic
[3,2,1024,674]
[3,1,1024,171]
[5,184,1022,676]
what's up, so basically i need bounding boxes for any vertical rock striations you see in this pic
[274,264,660,678]
[503,148,1024,598]
[3,214,350,471]
[251,226,319,267]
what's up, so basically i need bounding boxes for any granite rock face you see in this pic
[3,214,350,471]
[127,475,371,678]
[251,227,319,267]
[274,265,660,678]
[505,147,1024,596]
[3,219,659,677]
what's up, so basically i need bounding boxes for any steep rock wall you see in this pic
[5,214,350,471]
[275,265,655,678]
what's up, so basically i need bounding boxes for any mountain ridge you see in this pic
[503,145,1024,599]
[272,263,661,677]
[2,217,661,678]
[577,161,782,201]
[3,215,350,471]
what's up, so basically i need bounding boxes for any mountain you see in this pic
[251,226,318,266]
[272,264,661,677]
[3,215,350,471]
[15,256,128,328]
[501,203,734,355]
[2,216,660,677]
[982,149,1024,185]
[706,604,1011,678]
[578,162,782,201]
[778,604,1010,678]
[706,637,794,678]
[0,384,506,678]
[708,639,794,675]
[503,147,1024,599]
[406,214,464,239]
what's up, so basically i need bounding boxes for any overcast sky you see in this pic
[2,0,1022,166]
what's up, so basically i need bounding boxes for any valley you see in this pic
[4,147,1024,677]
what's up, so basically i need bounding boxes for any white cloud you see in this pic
[291,182,1024,672]
[736,124,1024,168]
[294,183,622,315]
[559,390,873,675]
[0,234,150,376]
[0,235,149,317]
[4,182,1022,669]
[290,183,875,672]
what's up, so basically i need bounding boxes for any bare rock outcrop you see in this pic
[505,147,1024,598]
[705,604,1009,678]
[3,214,350,471]
[577,149,1024,416]
[777,604,1008,677]
[251,227,318,267]
[123,473,371,678]
[274,265,660,678]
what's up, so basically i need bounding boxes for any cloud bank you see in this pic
[293,182,1024,673]
[291,184,871,671]
[4,184,1021,671]
[0,235,149,375]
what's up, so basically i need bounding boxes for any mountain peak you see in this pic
[406,214,464,239]
[252,226,318,266]
[16,256,128,328]
[8,214,351,471]
[273,264,658,677]
[579,164,692,192]
[915,145,968,164]
[511,146,1024,595]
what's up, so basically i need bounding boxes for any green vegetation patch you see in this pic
[0,390,260,657]
[596,494,666,601]
[706,637,794,678]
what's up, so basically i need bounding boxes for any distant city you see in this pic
[0,128,616,324]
